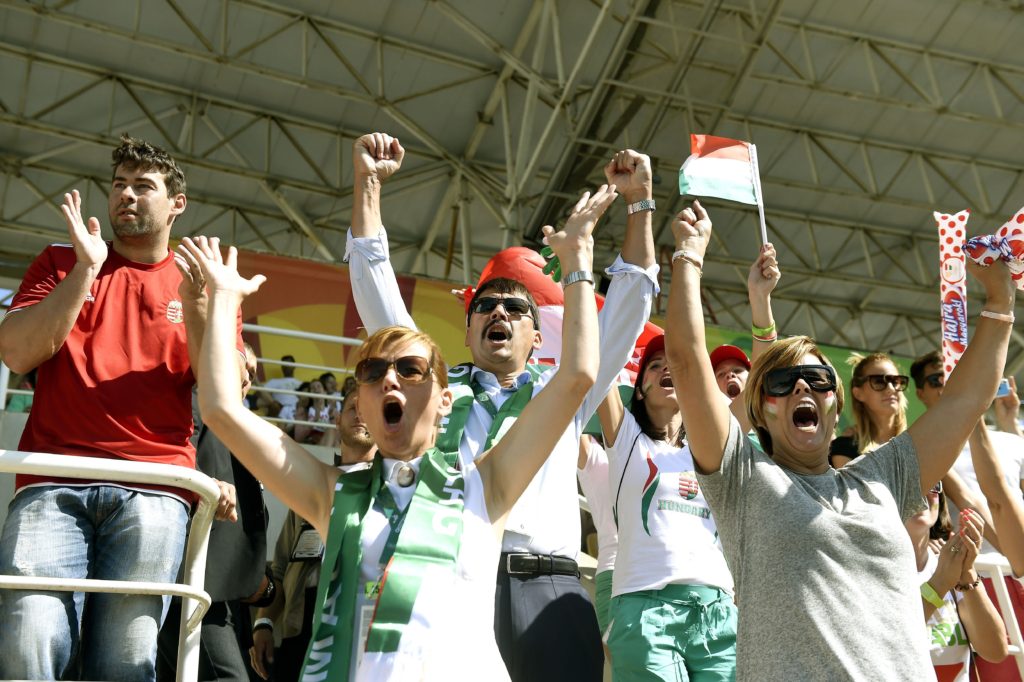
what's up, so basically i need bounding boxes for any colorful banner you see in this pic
[935,210,970,379]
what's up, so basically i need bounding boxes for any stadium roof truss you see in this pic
[1,0,1023,367]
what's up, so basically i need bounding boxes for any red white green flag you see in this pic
[679,134,767,243]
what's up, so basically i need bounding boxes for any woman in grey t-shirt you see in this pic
[662,200,1016,681]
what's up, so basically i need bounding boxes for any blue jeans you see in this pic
[0,485,188,681]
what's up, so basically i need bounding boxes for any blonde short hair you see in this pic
[357,326,448,388]
[745,336,844,456]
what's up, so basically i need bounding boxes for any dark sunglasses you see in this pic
[923,372,944,389]
[763,364,837,397]
[930,480,943,495]
[354,356,433,385]
[857,374,909,392]
[470,296,533,318]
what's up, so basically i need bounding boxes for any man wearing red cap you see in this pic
[344,133,658,681]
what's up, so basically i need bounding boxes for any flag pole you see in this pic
[750,143,768,245]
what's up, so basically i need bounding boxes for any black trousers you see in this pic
[494,567,604,682]
[157,600,252,682]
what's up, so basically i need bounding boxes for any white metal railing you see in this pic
[0,450,222,682]
[976,553,1024,676]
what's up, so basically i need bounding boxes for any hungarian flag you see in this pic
[679,134,760,205]
[457,247,662,383]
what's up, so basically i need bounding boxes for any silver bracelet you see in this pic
[562,270,595,288]
[627,199,656,215]
[981,310,1015,324]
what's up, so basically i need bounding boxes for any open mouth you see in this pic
[792,403,819,430]
[485,323,511,343]
[659,375,673,388]
[726,383,741,398]
[382,398,404,427]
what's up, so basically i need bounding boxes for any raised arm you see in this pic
[968,419,1024,576]
[0,190,107,373]
[730,243,781,431]
[346,132,416,334]
[993,377,1024,438]
[178,237,339,538]
[908,259,1015,492]
[479,185,614,523]
[664,201,732,474]
[589,149,658,442]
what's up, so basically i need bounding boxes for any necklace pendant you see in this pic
[396,465,416,488]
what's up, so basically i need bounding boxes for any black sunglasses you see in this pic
[857,374,909,392]
[354,356,433,385]
[470,296,533,318]
[923,372,944,389]
[763,364,837,397]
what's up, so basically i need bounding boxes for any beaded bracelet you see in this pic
[954,577,981,592]
[672,249,703,278]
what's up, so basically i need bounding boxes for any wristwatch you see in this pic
[562,270,595,288]
[627,199,656,215]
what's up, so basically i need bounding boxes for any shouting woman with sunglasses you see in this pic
[829,353,910,468]
[596,243,780,681]
[175,185,612,682]
[663,201,1017,680]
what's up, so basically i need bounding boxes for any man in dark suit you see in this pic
[158,343,275,681]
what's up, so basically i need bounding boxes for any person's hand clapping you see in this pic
[956,508,984,586]
[540,184,618,270]
[61,189,108,271]
[353,132,405,182]
[176,236,266,301]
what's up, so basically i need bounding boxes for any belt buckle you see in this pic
[505,552,535,575]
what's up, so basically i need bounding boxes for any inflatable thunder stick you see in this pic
[936,210,970,379]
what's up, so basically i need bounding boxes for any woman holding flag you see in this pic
[175,181,614,681]
[597,237,779,680]
[663,199,1016,680]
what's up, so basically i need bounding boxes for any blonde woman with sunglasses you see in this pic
[174,183,613,682]
[829,352,910,468]
[663,200,1016,680]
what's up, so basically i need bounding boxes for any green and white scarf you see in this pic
[436,362,547,456]
[299,448,465,681]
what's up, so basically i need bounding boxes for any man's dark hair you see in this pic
[319,372,336,385]
[910,350,943,388]
[467,278,540,330]
[111,133,187,197]
[281,355,295,362]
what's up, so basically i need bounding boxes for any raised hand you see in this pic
[353,132,405,182]
[956,507,984,585]
[748,243,781,299]
[176,236,266,300]
[60,189,108,269]
[967,257,1015,308]
[540,184,618,265]
[670,200,712,258]
[604,149,652,203]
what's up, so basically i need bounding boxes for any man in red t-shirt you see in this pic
[0,135,205,681]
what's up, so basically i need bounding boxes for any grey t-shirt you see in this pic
[697,419,932,681]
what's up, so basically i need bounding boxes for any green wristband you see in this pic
[751,321,776,337]
[920,581,945,608]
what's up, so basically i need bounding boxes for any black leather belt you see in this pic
[501,552,579,577]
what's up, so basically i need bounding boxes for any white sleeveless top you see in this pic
[350,456,508,681]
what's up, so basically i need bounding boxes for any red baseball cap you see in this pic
[709,344,750,372]
[635,334,666,386]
